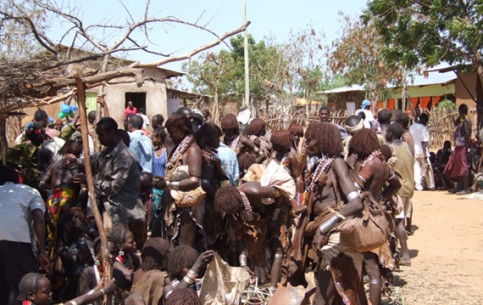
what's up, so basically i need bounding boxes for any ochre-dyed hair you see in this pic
[349,129,380,160]
[221,114,239,130]
[214,185,244,216]
[246,118,266,136]
[379,144,393,162]
[288,123,304,137]
[238,152,257,171]
[166,287,201,305]
[305,122,342,157]
[141,237,170,271]
[165,113,193,138]
[270,130,291,152]
[18,273,46,301]
[167,245,199,281]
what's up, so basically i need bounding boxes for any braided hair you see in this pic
[166,287,201,305]
[349,128,380,160]
[18,273,46,301]
[305,122,342,158]
[141,237,170,271]
[214,185,244,216]
[167,246,198,281]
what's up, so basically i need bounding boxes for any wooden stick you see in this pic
[75,74,112,304]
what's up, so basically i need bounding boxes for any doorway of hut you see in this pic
[125,92,146,114]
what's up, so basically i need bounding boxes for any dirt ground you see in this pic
[387,190,483,305]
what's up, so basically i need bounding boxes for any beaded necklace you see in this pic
[166,135,194,171]
[238,191,254,221]
[307,157,334,193]
[360,149,383,168]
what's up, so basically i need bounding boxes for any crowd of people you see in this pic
[0,98,473,305]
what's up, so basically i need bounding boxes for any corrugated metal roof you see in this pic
[319,85,365,94]
[319,69,457,94]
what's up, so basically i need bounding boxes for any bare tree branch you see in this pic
[134,21,250,68]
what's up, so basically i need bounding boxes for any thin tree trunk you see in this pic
[0,113,7,165]
[75,75,112,304]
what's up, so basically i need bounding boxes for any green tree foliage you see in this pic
[363,0,482,72]
[183,34,289,111]
[328,13,401,107]
[436,99,457,111]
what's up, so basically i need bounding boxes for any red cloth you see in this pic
[433,96,441,106]
[125,107,138,119]
[420,96,431,109]
[386,98,396,110]
[443,146,469,179]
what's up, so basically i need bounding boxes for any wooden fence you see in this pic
[427,108,477,149]
[264,107,477,150]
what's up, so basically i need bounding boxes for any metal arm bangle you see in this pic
[167,181,180,190]
[318,214,344,234]
[346,191,360,201]
[183,275,194,285]
[186,269,198,280]
[239,254,248,267]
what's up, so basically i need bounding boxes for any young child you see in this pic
[109,225,140,291]
[130,238,171,305]
[18,272,115,305]
[77,237,118,305]
[39,139,85,260]
[140,172,153,235]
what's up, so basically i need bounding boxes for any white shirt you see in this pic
[409,123,430,158]
[0,182,45,243]
[356,109,375,129]
[140,113,150,129]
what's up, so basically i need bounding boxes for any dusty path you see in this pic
[392,190,483,305]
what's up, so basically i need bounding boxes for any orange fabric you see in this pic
[407,97,419,111]
[420,96,431,109]
[411,97,419,107]
[386,99,395,110]
[433,96,441,106]
[377,101,384,109]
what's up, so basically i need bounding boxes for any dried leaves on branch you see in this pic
[0,0,249,113]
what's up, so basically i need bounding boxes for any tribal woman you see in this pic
[153,114,205,250]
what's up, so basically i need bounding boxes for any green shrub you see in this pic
[436,99,456,111]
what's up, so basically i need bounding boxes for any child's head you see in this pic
[379,144,393,162]
[443,140,451,149]
[167,245,198,281]
[109,224,136,253]
[166,287,201,305]
[152,127,167,147]
[140,172,153,200]
[141,237,170,271]
[94,237,118,265]
[18,273,52,305]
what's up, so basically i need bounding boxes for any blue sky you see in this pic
[50,0,368,71]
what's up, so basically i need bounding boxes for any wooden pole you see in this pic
[75,74,112,303]
[243,0,250,109]
[0,113,7,165]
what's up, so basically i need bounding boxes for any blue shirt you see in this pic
[153,149,167,177]
[216,143,240,186]
[129,130,153,173]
